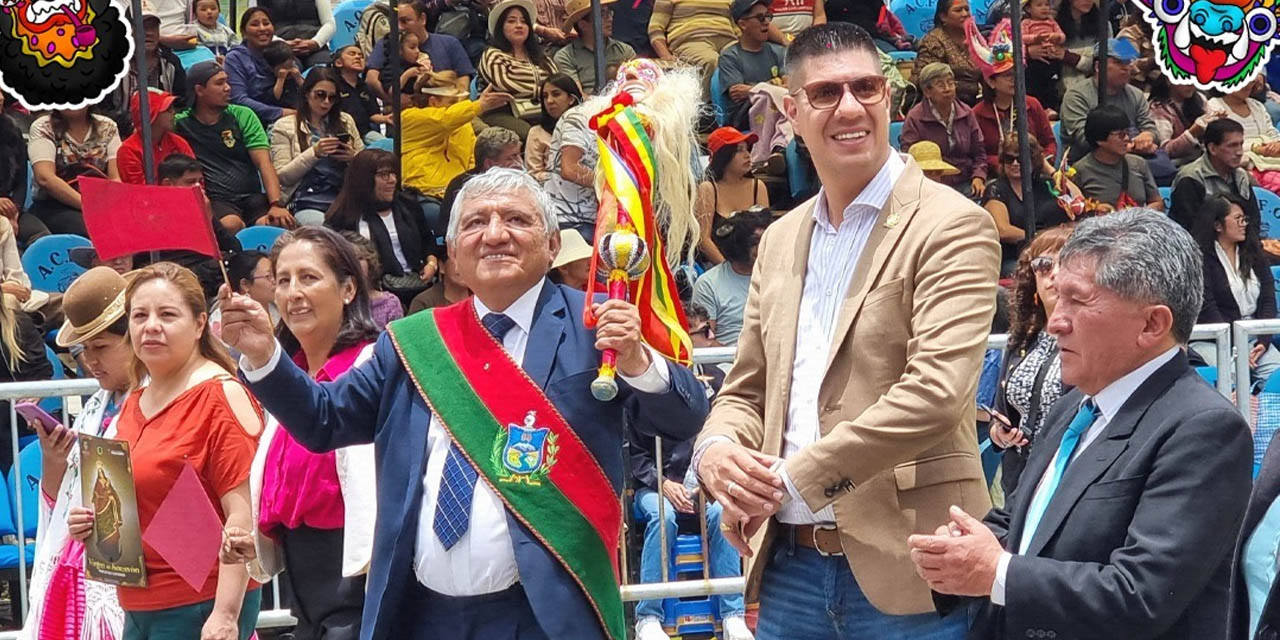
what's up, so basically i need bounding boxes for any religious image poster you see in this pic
[80,434,146,587]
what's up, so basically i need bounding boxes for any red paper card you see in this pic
[141,462,222,592]
[79,177,220,261]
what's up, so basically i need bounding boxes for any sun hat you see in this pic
[553,229,594,269]
[56,267,130,347]
[488,0,538,37]
[907,141,960,176]
[562,0,617,34]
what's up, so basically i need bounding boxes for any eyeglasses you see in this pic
[792,75,888,110]
[375,169,397,180]
[1030,256,1055,275]
[311,90,337,102]
[250,273,276,284]
[1226,214,1249,226]
[742,11,773,21]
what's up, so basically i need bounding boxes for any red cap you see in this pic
[707,127,758,156]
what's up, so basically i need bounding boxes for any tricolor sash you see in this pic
[386,302,625,640]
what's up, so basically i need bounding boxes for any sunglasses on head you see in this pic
[1030,255,1055,275]
[792,75,888,110]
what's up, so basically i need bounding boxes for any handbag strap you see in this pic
[1021,341,1060,440]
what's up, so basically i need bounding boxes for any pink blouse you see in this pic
[258,343,370,538]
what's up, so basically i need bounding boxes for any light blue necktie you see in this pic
[433,312,515,550]
[1018,400,1100,555]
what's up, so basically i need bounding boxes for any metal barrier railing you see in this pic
[0,324,1239,632]
[1233,319,1280,419]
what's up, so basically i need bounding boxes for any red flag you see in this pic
[79,177,219,261]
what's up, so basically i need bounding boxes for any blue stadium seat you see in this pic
[174,46,216,70]
[1256,186,1280,239]
[330,0,373,52]
[889,121,904,151]
[1159,186,1172,211]
[0,473,34,570]
[1051,121,1063,163]
[235,226,287,253]
[21,234,91,293]
[8,440,40,540]
[971,0,998,24]
[785,139,813,200]
[887,50,917,63]
[368,137,394,151]
[708,69,732,127]
[890,0,937,41]
[470,75,480,101]
[39,345,64,415]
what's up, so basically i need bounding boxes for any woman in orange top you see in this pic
[68,262,263,640]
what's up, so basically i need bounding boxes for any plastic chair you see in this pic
[889,121,904,151]
[971,0,998,24]
[1158,186,1172,211]
[174,46,216,70]
[708,69,732,127]
[887,50,917,63]
[38,345,64,415]
[8,440,40,540]
[235,226,287,253]
[0,473,33,570]
[368,136,394,151]
[1255,186,1280,239]
[470,75,480,101]
[20,234,91,293]
[1052,121,1063,163]
[330,0,374,52]
[890,0,937,41]
[785,138,814,200]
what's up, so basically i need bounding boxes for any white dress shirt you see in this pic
[242,279,671,596]
[990,345,1180,605]
[775,152,906,524]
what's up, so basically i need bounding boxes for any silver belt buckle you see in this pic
[812,523,841,556]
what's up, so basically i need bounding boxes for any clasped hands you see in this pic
[696,441,786,556]
[907,505,1004,597]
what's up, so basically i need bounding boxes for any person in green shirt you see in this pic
[173,61,297,234]
[552,0,636,95]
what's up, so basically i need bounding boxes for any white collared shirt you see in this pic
[775,151,906,525]
[991,345,1180,605]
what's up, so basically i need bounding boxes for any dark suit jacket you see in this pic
[952,351,1252,640]
[328,195,440,277]
[1230,430,1280,640]
[243,281,709,640]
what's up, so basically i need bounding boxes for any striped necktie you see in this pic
[1018,400,1100,555]
[432,312,516,550]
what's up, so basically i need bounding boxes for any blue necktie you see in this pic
[1018,400,1100,555]
[433,312,516,550]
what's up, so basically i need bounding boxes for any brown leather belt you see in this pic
[780,523,844,556]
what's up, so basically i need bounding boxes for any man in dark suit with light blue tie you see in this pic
[908,209,1253,640]
[218,168,709,640]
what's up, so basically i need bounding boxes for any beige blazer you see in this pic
[268,112,365,202]
[697,158,1000,615]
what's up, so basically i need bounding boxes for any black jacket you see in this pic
[992,335,1073,500]
[328,195,440,277]
[627,425,694,493]
[943,351,1252,640]
[1200,247,1277,332]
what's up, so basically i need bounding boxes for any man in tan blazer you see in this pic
[693,22,1001,638]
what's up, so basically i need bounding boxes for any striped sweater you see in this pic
[479,48,558,100]
[647,0,736,51]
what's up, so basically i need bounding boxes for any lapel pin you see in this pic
[885,211,900,229]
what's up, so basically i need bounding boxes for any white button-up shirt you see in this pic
[991,345,1180,604]
[775,152,906,525]
[244,279,670,596]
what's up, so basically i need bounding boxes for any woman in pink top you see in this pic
[241,227,380,640]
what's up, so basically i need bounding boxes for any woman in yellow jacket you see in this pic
[399,70,513,199]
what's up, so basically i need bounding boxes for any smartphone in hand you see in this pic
[15,402,61,434]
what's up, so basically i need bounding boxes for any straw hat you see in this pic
[56,267,130,347]
[489,0,538,37]
[562,0,617,33]
[553,229,594,269]
[415,70,469,97]
[907,141,960,176]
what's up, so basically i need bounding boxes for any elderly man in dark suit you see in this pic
[908,208,1252,640]
[219,167,709,640]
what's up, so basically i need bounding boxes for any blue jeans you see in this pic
[634,488,745,620]
[756,545,966,640]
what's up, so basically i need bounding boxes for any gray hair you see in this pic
[474,127,522,167]
[446,167,557,244]
[1058,208,1203,344]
